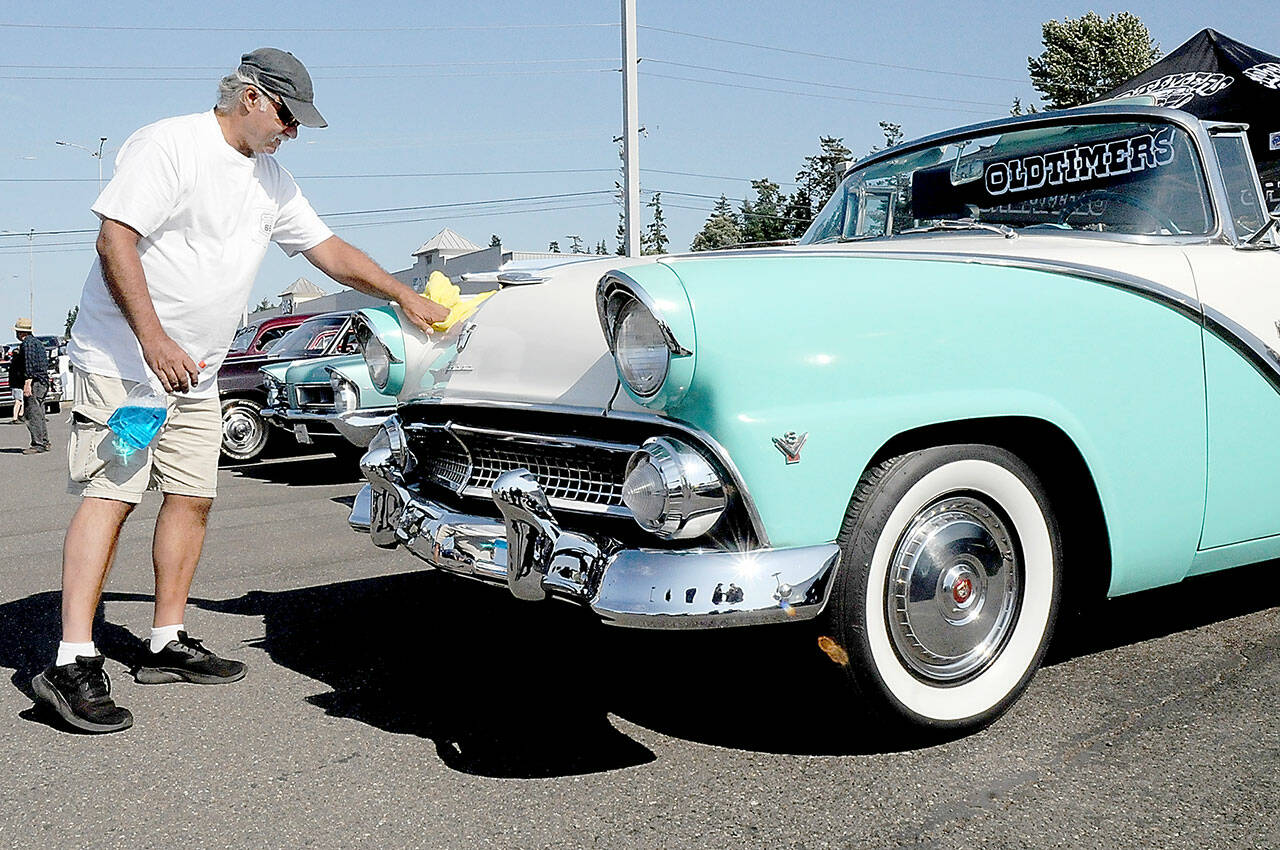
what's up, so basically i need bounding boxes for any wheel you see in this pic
[220,398,270,462]
[823,444,1061,733]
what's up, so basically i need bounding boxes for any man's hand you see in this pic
[304,236,451,334]
[398,292,451,335]
[141,334,200,393]
[23,379,32,398]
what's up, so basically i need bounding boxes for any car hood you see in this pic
[403,255,659,411]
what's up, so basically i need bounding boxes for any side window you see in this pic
[1211,133,1268,238]
[255,327,288,353]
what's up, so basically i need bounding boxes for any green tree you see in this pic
[691,194,743,251]
[1028,12,1160,109]
[64,306,78,338]
[253,297,274,312]
[615,210,627,255]
[740,179,789,244]
[642,192,669,255]
[781,188,813,239]
[866,122,904,156]
[795,136,853,212]
[548,240,561,253]
[595,239,608,255]
[566,235,585,254]
[489,234,501,248]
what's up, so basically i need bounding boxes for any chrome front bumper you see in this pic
[349,466,840,630]
[262,406,394,447]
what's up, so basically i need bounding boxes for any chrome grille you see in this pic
[406,422,638,515]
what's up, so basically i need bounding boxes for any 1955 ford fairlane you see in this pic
[347,103,1280,733]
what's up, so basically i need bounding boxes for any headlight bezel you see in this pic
[621,436,727,540]
[597,271,695,407]
[353,308,406,395]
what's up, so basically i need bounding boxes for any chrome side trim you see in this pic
[436,422,640,454]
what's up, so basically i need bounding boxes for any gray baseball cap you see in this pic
[239,47,327,128]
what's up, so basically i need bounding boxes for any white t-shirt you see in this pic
[69,110,333,398]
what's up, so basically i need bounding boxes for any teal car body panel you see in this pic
[282,352,393,406]
[618,253,1216,596]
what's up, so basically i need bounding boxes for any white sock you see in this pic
[150,624,184,653]
[56,641,97,666]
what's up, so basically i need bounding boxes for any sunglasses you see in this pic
[258,88,299,130]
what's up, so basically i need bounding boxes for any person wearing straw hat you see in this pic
[30,48,449,735]
[12,317,50,454]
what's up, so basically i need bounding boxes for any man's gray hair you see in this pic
[215,67,267,114]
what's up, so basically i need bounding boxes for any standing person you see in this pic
[30,48,449,734]
[7,339,24,423]
[13,318,50,453]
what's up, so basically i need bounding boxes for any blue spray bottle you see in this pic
[106,382,168,458]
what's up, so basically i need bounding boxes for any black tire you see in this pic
[823,444,1062,733]
[220,398,270,462]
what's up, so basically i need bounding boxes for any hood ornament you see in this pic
[772,431,808,464]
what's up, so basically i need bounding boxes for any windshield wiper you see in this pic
[1241,215,1280,247]
[810,234,881,245]
[901,218,1018,239]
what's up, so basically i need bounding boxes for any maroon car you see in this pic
[217,312,317,461]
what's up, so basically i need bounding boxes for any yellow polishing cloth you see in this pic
[423,271,497,331]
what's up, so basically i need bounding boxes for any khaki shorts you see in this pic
[67,369,221,504]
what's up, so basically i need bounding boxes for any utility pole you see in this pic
[56,136,108,193]
[621,0,641,257]
[26,229,34,323]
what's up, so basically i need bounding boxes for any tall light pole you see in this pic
[0,229,35,322]
[55,136,108,192]
[620,0,641,257]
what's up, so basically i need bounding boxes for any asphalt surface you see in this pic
[1,415,1277,850]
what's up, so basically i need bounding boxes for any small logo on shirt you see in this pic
[259,211,274,237]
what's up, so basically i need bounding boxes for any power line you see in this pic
[637,24,1025,84]
[0,58,616,71]
[0,68,617,82]
[0,169,619,184]
[0,21,617,33]
[643,58,1011,108]
[641,71,1001,116]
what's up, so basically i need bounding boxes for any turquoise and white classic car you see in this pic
[348,103,1280,733]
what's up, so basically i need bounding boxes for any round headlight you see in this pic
[621,437,726,539]
[614,299,670,397]
[330,372,360,414]
[359,323,392,392]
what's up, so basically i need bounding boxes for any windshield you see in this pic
[802,119,1213,243]
[228,324,259,354]
[268,315,347,359]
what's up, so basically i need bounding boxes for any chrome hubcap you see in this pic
[886,495,1021,683]
[223,406,265,454]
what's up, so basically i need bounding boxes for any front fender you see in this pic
[646,254,1207,596]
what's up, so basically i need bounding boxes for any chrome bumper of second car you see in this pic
[350,460,840,630]
[261,405,394,447]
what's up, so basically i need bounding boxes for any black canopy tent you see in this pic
[1097,28,1280,210]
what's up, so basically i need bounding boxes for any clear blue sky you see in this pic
[3,1,1279,336]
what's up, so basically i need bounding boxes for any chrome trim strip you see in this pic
[440,422,640,454]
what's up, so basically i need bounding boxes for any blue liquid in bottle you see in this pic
[106,383,168,459]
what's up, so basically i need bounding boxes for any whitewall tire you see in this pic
[825,444,1062,732]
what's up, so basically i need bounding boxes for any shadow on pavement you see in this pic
[3,558,1277,773]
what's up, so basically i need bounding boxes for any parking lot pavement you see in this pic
[0,415,1277,849]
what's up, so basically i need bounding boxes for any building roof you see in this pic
[276,277,327,298]
[412,227,484,258]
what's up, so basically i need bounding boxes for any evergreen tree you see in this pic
[616,210,627,255]
[595,239,608,255]
[64,306,78,338]
[566,235,585,254]
[691,194,743,251]
[795,136,853,213]
[781,188,813,239]
[1028,12,1160,108]
[740,179,789,244]
[548,240,561,253]
[642,192,669,255]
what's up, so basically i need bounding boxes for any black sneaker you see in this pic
[31,655,134,734]
[135,631,246,685]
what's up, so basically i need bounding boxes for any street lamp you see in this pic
[55,137,108,192]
